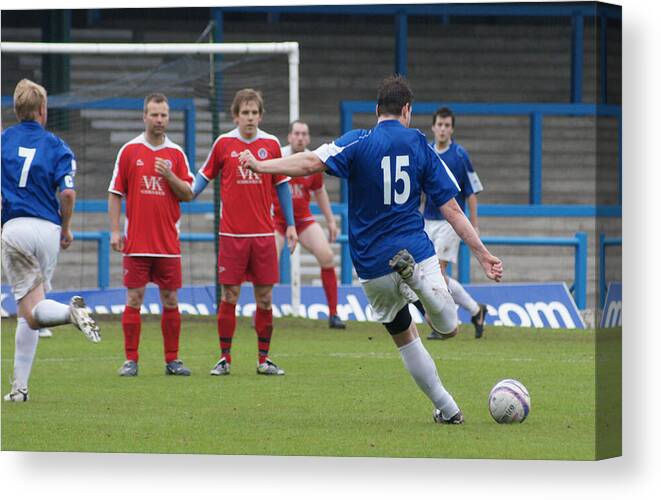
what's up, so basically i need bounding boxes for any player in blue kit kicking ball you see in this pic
[239,75,503,424]
[1,79,101,402]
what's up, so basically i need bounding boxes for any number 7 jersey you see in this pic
[314,119,460,280]
[1,121,76,227]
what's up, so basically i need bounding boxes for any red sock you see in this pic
[161,306,181,363]
[255,307,273,364]
[321,267,339,316]
[217,301,236,364]
[121,305,141,362]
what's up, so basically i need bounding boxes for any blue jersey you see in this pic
[315,119,460,280]
[423,141,483,221]
[1,121,76,227]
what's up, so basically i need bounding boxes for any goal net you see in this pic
[1,36,304,313]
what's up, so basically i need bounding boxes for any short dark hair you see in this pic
[376,75,414,117]
[144,92,168,112]
[432,107,455,127]
[288,120,309,133]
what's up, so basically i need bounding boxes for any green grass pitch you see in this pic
[2,316,597,459]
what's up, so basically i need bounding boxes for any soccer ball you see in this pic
[488,379,530,423]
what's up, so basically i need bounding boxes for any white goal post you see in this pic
[2,41,304,315]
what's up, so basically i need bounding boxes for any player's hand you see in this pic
[238,150,260,172]
[479,253,503,282]
[327,220,339,243]
[60,228,74,250]
[154,157,173,179]
[285,225,298,254]
[110,230,124,253]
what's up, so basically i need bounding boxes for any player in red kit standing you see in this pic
[276,121,346,329]
[108,93,195,377]
[193,89,297,376]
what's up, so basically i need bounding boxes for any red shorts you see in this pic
[275,218,316,237]
[123,256,182,290]
[218,235,279,285]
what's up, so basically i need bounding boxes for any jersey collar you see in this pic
[231,127,264,144]
[139,132,173,151]
[376,119,404,128]
[20,120,44,130]
[433,140,452,155]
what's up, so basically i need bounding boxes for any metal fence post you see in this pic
[529,112,543,204]
[574,232,587,309]
[571,12,584,103]
[280,247,291,285]
[458,242,471,283]
[99,231,110,290]
[184,102,196,169]
[395,10,408,76]
[599,233,606,308]
[600,13,608,104]
[340,217,352,284]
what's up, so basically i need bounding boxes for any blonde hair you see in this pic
[230,88,264,117]
[13,79,47,122]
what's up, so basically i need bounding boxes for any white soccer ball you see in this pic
[488,379,530,423]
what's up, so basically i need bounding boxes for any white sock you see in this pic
[13,318,40,389]
[398,337,459,419]
[32,299,71,327]
[447,277,480,316]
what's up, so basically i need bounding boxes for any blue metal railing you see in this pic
[79,221,589,309]
[340,101,622,205]
[279,235,349,285]
[599,234,622,307]
[73,200,622,218]
[455,232,588,309]
[78,228,589,309]
[73,231,110,290]
[69,201,615,298]
[70,200,354,286]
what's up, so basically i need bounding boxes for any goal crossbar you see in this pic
[2,41,300,121]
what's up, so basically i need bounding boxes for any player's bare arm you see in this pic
[467,193,479,235]
[155,157,194,202]
[58,188,76,250]
[440,198,503,282]
[239,150,325,178]
[108,192,124,252]
[314,186,338,242]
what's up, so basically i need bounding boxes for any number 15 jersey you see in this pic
[314,119,460,280]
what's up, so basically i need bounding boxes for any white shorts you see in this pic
[1,217,61,301]
[360,255,457,334]
[424,219,460,264]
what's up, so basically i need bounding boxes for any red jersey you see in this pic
[273,172,324,226]
[199,128,288,237]
[108,134,194,256]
